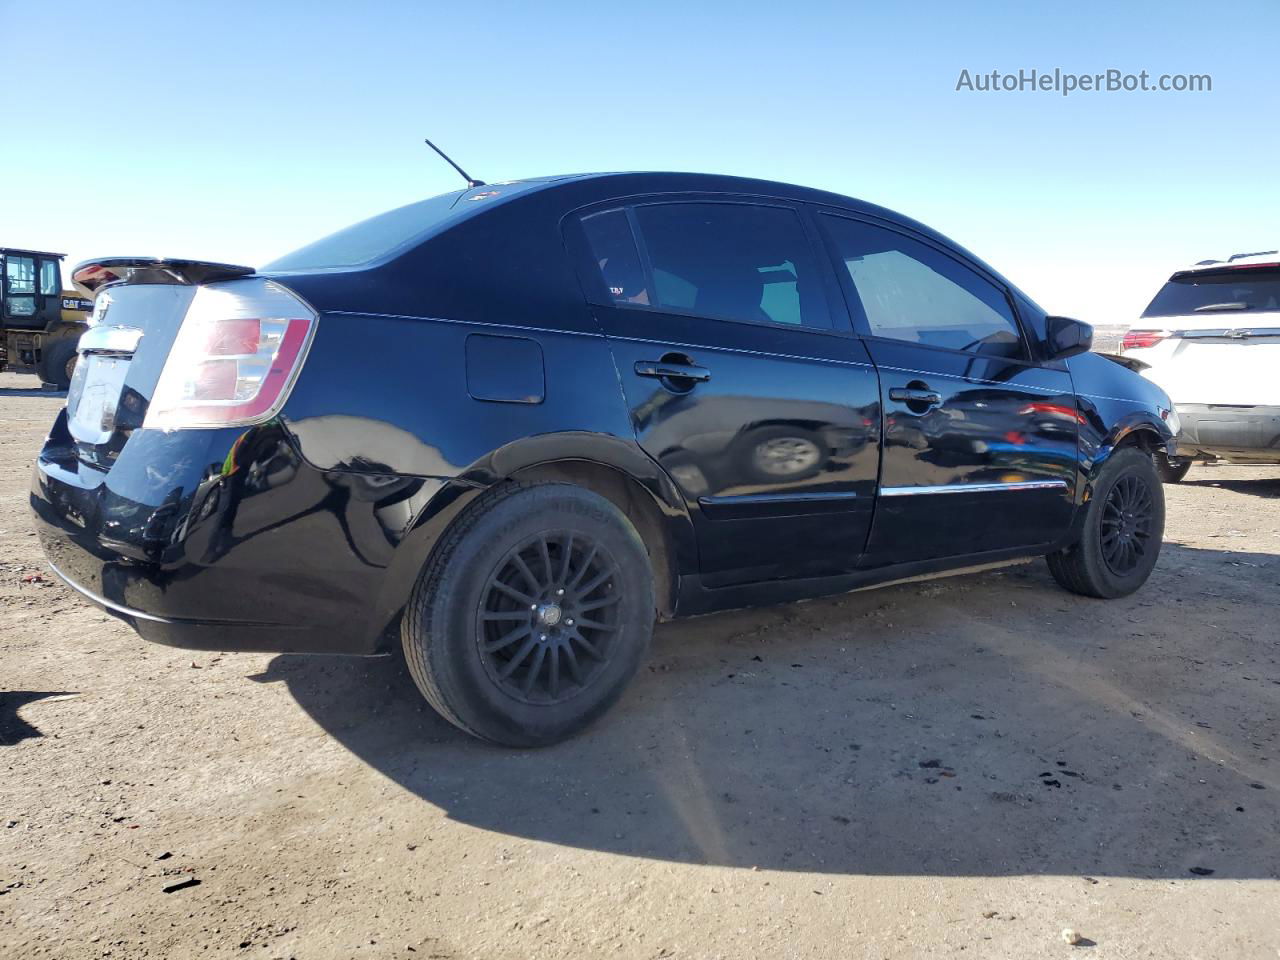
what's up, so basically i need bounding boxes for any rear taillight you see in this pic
[144,278,316,430]
[1121,329,1169,351]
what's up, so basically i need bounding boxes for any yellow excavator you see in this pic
[1,247,92,389]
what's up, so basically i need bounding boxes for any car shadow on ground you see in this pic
[0,691,77,746]
[259,542,1279,880]
[1182,476,1280,499]
[0,387,65,399]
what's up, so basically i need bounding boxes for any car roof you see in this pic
[478,171,1004,277]
[267,170,1050,337]
[476,170,905,219]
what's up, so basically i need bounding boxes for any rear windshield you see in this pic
[1142,269,1280,318]
[262,190,469,271]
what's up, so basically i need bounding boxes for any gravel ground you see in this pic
[2,370,1278,959]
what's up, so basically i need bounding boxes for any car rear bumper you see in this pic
[44,555,346,652]
[31,411,458,655]
[1174,404,1280,463]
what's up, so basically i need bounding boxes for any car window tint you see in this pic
[262,189,468,271]
[652,268,694,310]
[1141,270,1280,317]
[822,215,1022,358]
[632,203,830,329]
[580,209,649,305]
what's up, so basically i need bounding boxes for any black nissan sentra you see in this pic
[32,172,1177,746]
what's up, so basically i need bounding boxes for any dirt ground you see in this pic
[2,370,1278,960]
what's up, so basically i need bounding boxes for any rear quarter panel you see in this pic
[280,312,635,479]
[270,187,642,484]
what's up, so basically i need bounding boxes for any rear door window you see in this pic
[580,209,650,305]
[577,202,831,330]
[821,214,1024,358]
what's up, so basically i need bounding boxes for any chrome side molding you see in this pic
[880,479,1069,497]
[698,490,860,507]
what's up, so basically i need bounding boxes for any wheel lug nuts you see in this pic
[566,619,574,626]
[556,588,564,596]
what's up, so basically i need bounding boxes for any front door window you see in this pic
[821,212,1076,562]
[822,215,1023,358]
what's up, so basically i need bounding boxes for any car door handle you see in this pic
[889,386,941,406]
[634,361,711,383]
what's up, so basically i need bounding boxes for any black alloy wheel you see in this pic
[1045,446,1165,599]
[478,532,621,703]
[1099,474,1155,576]
[401,482,654,746]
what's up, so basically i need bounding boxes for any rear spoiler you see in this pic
[1097,352,1150,373]
[1172,261,1280,281]
[71,257,255,297]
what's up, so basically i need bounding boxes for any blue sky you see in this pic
[4,0,1276,325]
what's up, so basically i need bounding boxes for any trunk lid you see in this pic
[1137,263,1280,406]
[64,257,254,468]
[65,282,199,469]
[1139,316,1280,406]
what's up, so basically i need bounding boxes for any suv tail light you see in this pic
[1121,329,1169,351]
[144,278,316,430]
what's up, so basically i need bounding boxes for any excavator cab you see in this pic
[1,248,91,388]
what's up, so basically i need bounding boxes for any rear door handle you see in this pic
[889,386,941,406]
[634,361,711,383]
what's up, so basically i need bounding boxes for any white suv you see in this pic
[1122,252,1280,481]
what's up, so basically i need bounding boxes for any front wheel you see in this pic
[38,339,78,391]
[401,482,655,747]
[1153,451,1193,483]
[1046,447,1164,599]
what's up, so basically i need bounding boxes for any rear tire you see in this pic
[1153,451,1192,483]
[1046,447,1164,599]
[401,482,654,747]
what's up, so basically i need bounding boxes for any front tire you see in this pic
[402,482,655,747]
[1154,451,1193,483]
[1046,447,1164,599]
[39,339,78,391]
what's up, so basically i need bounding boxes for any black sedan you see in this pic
[32,172,1176,745]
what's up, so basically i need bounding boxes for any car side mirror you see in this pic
[1045,315,1093,360]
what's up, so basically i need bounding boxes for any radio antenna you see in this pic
[423,139,485,188]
